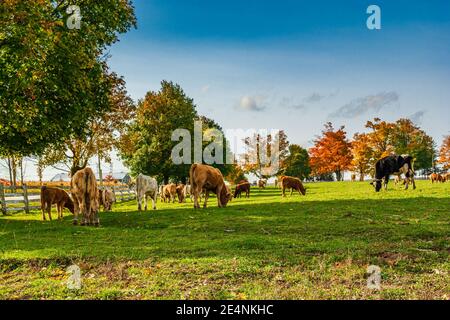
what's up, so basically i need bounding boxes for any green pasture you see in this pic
[0,181,449,299]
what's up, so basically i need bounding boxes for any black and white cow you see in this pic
[371,155,416,192]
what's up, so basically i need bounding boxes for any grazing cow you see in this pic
[182,184,193,202]
[70,167,99,226]
[161,183,177,203]
[371,155,416,192]
[280,176,306,197]
[234,181,250,198]
[189,163,231,209]
[351,174,356,182]
[98,189,116,211]
[176,184,185,203]
[40,186,74,221]
[443,172,450,182]
[258,179,267,189]
[136,174,158,210]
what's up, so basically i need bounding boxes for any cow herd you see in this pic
[38,153,447,226]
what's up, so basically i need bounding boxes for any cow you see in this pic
[234,181,250,198]
[70,167,99,226]
[258,179,267,189]
[351,174,356,182]
[443,172,450,182]
[162,183,177,203]
[189,163,231,209]
[40,186,74,221]
[371,155,416,192]
[136,173,158,211]
[176,184,185,203]
[280,176,306,197]
[182,184,193,202]
[98,188,116,211]
[158,184,165,202]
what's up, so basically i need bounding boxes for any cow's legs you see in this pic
[384,176,389,190]
[73,198,80,225]
[192,185,201,209]
[216,186,223,208]
[152,191,157,210]
[144,194,148,211]
[203,191,209,208]
[47,203,52,221]
[137,194,142,211]
[41,202,47,221]
[282,186,286,197]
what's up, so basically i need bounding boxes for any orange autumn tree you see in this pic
[351,132,373,181]
[309,122,352,181]
[438,135,450,170]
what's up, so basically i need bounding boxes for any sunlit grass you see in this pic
[0,180,449,299]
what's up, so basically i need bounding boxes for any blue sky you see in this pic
[108,0,450,149]
[3,1,449,180]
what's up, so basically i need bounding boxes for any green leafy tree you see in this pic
[0,0,136,156]
[120,81,198,183]
[283,144,311,180]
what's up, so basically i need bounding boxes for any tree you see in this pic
[242,130,289,178]
[39,71,136,176]
[390,118,435,170]
[351,133,373,181]
[438,135,450,170]
[309,122,352,181]
[225,162,247,184]
[120,81,198,183]
[364,118,435,171]
[283,144,311,180]
[365,118,396,164]
[0,0,136,156]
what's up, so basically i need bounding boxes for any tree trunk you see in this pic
[19,158,24,186]
[97,153,103,187]
[359,169,364,181]
[7,158,13,186]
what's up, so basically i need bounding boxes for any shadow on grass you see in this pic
[0,197,448,266]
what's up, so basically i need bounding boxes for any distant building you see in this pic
[107,172,132,184]
[50,173,71,182]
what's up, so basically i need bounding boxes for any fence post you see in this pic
[0,185,6,215]
[23,184,30,214]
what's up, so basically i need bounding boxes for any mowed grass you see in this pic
[0,181,449,300]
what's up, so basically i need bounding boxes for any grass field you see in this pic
[0,180,449,300]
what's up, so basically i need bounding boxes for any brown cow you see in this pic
[98,189,116,211]
[258,179,266,189]
[430,173,444,183]
[70,167,99,226]
[234,182,250,198]
[190,163,231,209]
[176,184,185,203]
[40,186,74,221]
[280,176,306,197]
[162,183,177,203]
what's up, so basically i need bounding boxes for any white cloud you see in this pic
[236,95,266,112]
[201,85,210,93]
[329,91,399,118]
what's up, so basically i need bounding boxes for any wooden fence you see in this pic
[0,184,135,215]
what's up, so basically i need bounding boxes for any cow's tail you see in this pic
[189,164,198,190]
[84,168,96,220]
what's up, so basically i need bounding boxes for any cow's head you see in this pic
[66,197,75,214]
[370,179,382,192]
[220,186,231,207]
[299,183,306,195]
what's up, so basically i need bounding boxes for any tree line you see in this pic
[1,1,449,187]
